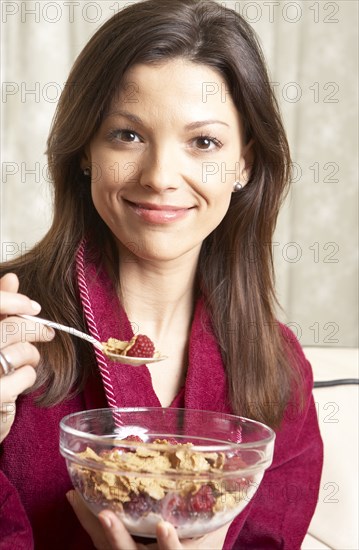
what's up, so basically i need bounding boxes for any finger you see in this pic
[0,342,40,372]
[0,365,37,401]
[1,316,55,346]
[98,511,139,550]
[156,522,183,550]
[0,290,41,317]
[0,400,16,443]
[0,273,20,293]
[67,491,111,550]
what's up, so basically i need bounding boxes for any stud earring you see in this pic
[83,167,91,176]
[233,181,243,192]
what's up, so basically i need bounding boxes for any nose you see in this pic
[139,144,180,192]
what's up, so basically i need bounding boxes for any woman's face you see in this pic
[84,58,250,263]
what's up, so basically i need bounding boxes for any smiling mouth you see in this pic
[125,200,194,223]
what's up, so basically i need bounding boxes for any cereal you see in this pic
[172,448,211,472]
[101,338,133,356]
[102,335,160,358]
[70,438,251,530]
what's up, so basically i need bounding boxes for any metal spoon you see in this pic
[19,314,167,366]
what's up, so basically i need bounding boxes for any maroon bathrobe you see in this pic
[0,251,323,549]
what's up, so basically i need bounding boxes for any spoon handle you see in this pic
[19,314,103,350]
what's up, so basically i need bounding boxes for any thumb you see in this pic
[156,522,183,550]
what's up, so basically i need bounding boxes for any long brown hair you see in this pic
[1,0,302,427]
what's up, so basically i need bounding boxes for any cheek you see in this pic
[195,154,236,191]
[89,145,133,190]
[90,167,119,220]
[215,192,233,223]
[214,182,234,217]
[198,185,232,237]
[91,161,122,191]
[206,181,233,211]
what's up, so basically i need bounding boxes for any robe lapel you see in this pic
[185,299,230,413]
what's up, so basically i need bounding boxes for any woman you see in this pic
[0,0,323,548]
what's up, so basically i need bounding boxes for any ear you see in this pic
[240,139,255,186]
[80,147,91,171]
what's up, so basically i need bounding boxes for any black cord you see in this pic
[314,378,359,388]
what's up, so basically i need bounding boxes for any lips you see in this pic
[125,200,194,224]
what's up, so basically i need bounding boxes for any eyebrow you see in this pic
[185,120,229,130]
[105,109,229,129]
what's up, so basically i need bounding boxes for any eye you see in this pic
[107,129,142,143]
[193,135,223,151]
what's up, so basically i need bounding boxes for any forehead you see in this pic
[107,58,240,125]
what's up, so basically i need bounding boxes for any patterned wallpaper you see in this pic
[1,1,358,346]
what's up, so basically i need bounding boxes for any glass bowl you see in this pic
[60,407,275,538]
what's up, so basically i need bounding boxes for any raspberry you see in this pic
[188,485,215,515]
[123,492,158,518]
[126,334,155,358]
[162,493,189,525]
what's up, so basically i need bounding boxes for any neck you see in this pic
[117,254,199,343]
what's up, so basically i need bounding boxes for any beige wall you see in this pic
[1,1,358,346]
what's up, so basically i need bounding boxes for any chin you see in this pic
[117,237,200,264]
[133,248,190,263]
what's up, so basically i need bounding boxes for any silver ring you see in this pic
[0,351,15,376]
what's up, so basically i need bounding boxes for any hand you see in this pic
[0,273,55,442]
[67,490,231,550]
